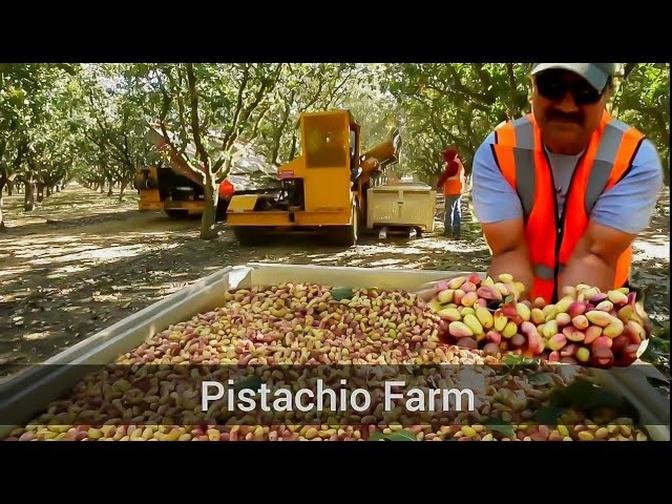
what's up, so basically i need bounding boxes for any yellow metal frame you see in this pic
[227,194,258,213]
[138,188,162,211]
[164,200,205,214]
[138,189,205,215]
[227,209,352,227]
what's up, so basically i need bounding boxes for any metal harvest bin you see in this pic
[0,263,668,440]
[367,183,436,231]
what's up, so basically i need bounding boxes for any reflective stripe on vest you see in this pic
[491,112,644,303]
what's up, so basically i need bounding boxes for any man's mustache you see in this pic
[546,109,584,124]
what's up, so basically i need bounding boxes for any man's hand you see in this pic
[481,218,535,295]
[420,219,533,297]
[558,220,635,295]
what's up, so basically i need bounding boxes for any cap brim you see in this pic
[531,63,608,92]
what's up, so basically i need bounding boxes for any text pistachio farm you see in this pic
[202,379,475,413]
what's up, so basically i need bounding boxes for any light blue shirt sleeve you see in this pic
[471,131,523,223]
[591,139,663,234]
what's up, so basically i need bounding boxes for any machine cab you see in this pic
[298,110,360,211]
[301,110,360,171]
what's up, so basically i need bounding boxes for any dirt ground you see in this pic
[1,184,669,375]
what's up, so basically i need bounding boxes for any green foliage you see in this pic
[1,61,668,222]
[252,64,364,166]
[0,64,82,191]
[380,63,669,185]
[76,64,159,190]
[612,63,669,183]
[379,63,530,182]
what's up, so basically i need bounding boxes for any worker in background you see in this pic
[218,179,235,201]
[216,179,236,220]
[436,148,466,238]
[472,63,663,303]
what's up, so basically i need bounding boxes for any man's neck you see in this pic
[544,144,585,158]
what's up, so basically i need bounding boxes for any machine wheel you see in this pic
[327,205,358,246]
[216,197,230,222]
[164,209,190,219]
[233,226,267,246]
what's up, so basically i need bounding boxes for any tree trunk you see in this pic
[289,135,298,161]
[200,172,218,240]
[0,179,5,231]
[183,62,218,240]
[118,179,129,202]
[36,182,44,203]
[24,180,36,211]
[7,182,13,196]
[46,186,52,197]
[99,184,104,194]
[55,185,60,193]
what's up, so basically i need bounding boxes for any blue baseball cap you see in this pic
[531,63,617,92]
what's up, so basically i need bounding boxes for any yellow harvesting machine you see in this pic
[133,128,233,220]
[226,109,401,245]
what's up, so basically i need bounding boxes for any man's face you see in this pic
[531,69,610,155]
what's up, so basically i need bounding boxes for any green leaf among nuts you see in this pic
[483,417,515,438]
[233,375,263,392]
[545,378,641,424]
[368,429,417,441]
[330,287,354,301]
[502,354,539,372]
[527,373,553,386]
[532,406,563,424]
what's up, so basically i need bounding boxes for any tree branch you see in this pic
[226,64,250,148]
[185,63,210,173]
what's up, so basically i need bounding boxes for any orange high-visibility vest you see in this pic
[443,165,463,196]
[491,112,645,303]
[218,179,235,199]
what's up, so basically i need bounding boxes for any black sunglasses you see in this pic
[535,71,605,105]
